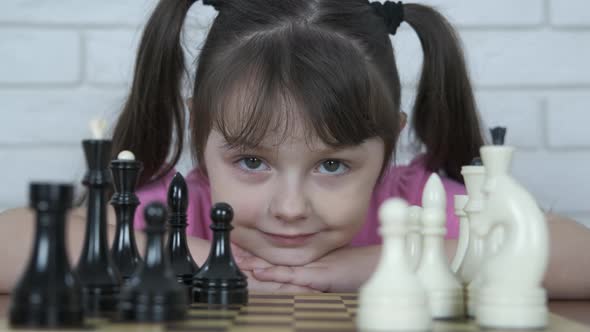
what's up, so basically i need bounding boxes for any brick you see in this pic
[0,88,126,144]
[0,29,80,84]
[0,147,85,208]
[567,212,590,228]
[416,0,544,27]
[85,30,140,85]
[511,151,590,213]
[0,0,157,26]
[86,26,208,85]
[547,93,590,148]
[550,0,590,27]
[394,30,590,87]
[476,92,543,149]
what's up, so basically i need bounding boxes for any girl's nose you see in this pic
[269,184,310,223]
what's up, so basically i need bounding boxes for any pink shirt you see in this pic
[134,155,465,245]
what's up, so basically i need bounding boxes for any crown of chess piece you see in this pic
[118,202,188,322]
[10,183,84,328]
[474,142,549,329]
[193,202,248,305]
[490,127,507,146]
[110,150,143,281]
[167,173,200,299]
[76,139,122,317]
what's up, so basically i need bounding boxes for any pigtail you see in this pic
[111,0,196,187]
[403,4,484,183]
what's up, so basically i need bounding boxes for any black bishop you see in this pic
[167,172,200,299]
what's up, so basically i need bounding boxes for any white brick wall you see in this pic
[0,1,589,227]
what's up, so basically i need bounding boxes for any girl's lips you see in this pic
[260,231,318,247]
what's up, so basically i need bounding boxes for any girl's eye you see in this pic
[237,157,269,172]
[317,160,349,175]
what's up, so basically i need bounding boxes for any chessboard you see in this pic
[1,293,588,332]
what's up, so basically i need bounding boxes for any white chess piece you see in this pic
[450,195,469,273]
[474,145,549,329]
[358,198,431,332]
[416,174,464,319]
[457,164,487,317]
[406,206,423,271]
[90,118,108,139]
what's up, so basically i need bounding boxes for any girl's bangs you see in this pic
[198,26,399,153]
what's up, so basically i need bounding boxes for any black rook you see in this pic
[10,183,84,328]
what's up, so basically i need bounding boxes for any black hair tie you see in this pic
[202,0,220,10]
[370,1,404,35]
[203,0,221,11]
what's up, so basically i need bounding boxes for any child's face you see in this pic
[203,125,385,266]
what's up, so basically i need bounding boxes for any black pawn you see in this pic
[118,202,188,322]
[76,140,122,317]
[110,153,143,281]
[10,183,84,328]
[167,173,199,296]
[490,126,507,146]
[193,203,248,305]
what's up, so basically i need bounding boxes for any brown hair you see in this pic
[112,0,484,187]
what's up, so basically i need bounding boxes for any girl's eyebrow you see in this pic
[220,141,272,153]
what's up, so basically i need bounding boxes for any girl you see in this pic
[1,0,589,297]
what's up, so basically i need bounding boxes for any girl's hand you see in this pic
[246,245,381,293]
[231,243,320,293]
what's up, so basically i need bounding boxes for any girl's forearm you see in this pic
[544,213,590,299]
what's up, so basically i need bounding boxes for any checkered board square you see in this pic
[166,293,358,332]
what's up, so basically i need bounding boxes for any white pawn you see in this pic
[450,195,469,273]
[358,198,431,332]
[406,206,423,271]
[416,174,464,319]
[474,145,548,329]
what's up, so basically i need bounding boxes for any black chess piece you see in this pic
[193,202,248,305]
[10,183,84,328]
[490,127,507,145]
[110,152,143,281]
[118,202,188,322]
[167,173,199,296]
[76,139,122,317]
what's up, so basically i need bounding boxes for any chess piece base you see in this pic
[10,305,84,328]
[357,293,431,331]
[429,289,465,319]
[82,285,120,318]
[118,296,187,322]
[193,286,248,306]
[477,287,547,329]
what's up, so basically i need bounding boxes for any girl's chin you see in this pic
[252,247,325,266]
